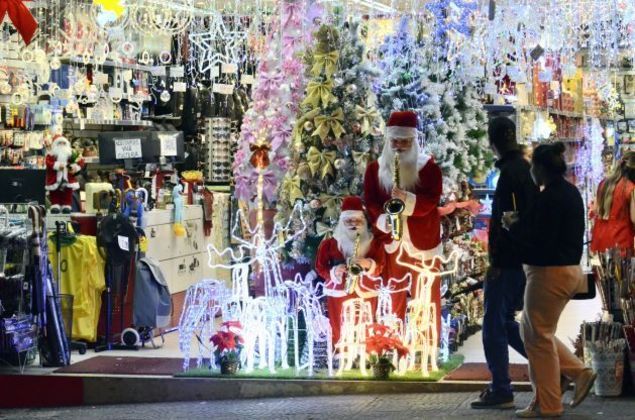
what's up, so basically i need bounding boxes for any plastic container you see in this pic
[591,351,625,397]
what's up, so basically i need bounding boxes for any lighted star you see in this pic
[94,0,125,18]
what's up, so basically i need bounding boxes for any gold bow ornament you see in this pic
[311,50,339,78]
[312,108,345,142]
[307,146,337,180]
[319,194,343,221]
[352,151,371,174]
[281,174,304,204]
[354,105,380,135]
[315,221,333,238]
[302,80,336,108]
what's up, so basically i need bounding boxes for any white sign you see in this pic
[221,63,238,74]
[211,65,220,79]
[114,138,142,160]
[159,133,178,157]
[94,72,108,85]
[212,83,234,95]
[173,82,187,92]
[241,74,255,85]
[118,235,129,252]
[170,66,185,78]
[122,70,133,82]
[151,66,167,77]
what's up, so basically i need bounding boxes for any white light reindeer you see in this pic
[396,245,460,377]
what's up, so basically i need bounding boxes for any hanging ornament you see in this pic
[309,199,322,209]
[334,158,346,170]
[352,122,362,134]
[303,121,314,132]
[160,90,171,103]
[345,84,357,94]
[333,77,344,87]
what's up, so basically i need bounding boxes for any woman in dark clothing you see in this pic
[503,143,596,418]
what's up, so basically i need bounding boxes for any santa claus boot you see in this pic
[50,204,61,214]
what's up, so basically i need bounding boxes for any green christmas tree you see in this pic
[277,21,383,263]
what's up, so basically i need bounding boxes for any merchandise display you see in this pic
[0,0,633,391]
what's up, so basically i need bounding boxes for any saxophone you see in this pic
[345,232,362,294]
[383,153,405,241]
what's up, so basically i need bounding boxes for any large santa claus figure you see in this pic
[363,110,442,333]
[46,135,83,214]
[315,196,385,346]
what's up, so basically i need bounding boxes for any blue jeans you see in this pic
[482,267,528,395]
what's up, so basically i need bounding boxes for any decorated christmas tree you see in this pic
[376,16,491,195]
[277,21,382,262]
[233,0,308,210]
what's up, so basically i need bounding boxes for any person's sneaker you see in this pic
[470,387,514,409]
[570,368,597,408]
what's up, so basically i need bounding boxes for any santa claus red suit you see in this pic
[363,110,443,333]
[45,135,84,214]
[314,196,385,346]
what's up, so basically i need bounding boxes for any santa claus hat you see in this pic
[51,134,69,145]
[340,196,365,219]
[386,110,418,140]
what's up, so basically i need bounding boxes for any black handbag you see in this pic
[572,272,596,300]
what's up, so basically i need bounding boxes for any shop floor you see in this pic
[53,356,193,376]
[443,362,529,382]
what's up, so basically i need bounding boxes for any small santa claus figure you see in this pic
[363,110,443,333]
[45,135,84,214]
[315,196,385,346]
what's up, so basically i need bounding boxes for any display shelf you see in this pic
[63,118,154,127]
[517,105,585,119]
[66,57,156,73]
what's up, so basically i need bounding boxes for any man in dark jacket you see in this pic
[471,117,539,409]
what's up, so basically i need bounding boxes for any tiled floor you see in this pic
[460,295,603,363]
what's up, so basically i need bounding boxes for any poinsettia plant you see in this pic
[365,323,409,370]
[210,321,244,364]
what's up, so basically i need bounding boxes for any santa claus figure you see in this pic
[315,196,385,346]
[46,135,84,214]
[363,110,443,333]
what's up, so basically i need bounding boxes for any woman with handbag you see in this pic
[503,142,596,418]
[590,151,635,253]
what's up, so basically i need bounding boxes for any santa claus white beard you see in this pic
[332,222,372,259]
[378,140,420,193]
[52,143,72,163]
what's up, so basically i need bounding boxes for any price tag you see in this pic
[108,87,123,99]
[151,66,167,77]
[118,235,129,252]
[484,83,498,95]
[221,63,238,74]
[212,83,234,95]
[170,66,185,78]
[114,138,142,159]
[94,72,108,85]
[173,82,187,92]
[241,74,255,85]
[122,70,133,82]
[211,65,220,78]
[158,133,178,157]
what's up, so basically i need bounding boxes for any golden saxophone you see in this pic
[345,232,362,294]
[383,153,405,241]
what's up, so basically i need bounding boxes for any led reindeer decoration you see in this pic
[396,245,460,377]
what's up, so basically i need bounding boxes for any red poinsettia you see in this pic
[210,323,244,364]
[365,323,409,360]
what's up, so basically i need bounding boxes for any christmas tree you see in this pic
[277,21,382,262]
[376,16,491,195]
[233,0,307,209]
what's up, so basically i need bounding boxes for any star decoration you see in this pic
[188,14,246,76]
